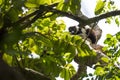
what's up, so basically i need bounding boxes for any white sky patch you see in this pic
[114,0,120,9]
[56,17,79,31]
[81,0,96,18]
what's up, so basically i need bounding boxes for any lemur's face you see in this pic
[68,26,78,34]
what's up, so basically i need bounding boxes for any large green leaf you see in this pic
[0,0,3,5]
[52,0,63,3]
[3,53,13,66]
[57,1,69,11]
[25,2,38,8]
[60,64,76,80]
[36,0,51,5]
[101,57,109,63]
[25,0,59,7]
[94,67,105,76]
[95,0,105,15]
[104,34,118,47]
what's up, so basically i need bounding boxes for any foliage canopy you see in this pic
[0,0,120,80]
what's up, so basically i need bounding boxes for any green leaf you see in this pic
[57,1,64,10]
[62,3,69,11]
[25,2,38,8]
[60,68,66,78]
[38,35,53,47]
[65,69,70,80]
[94,67,105,76]
[57,1,69,11]
[70,0,81,14]
[60,64,76,80]
[0,0,3,5]
[104,34,112,44]
[106,34,113,38]
[101,57,109,63]
[115,18,120,26]
[52,0,63,3]
[7,8,19,22]
[3,53,13,66]
[63,52,75,63]
[116,32,120,41]
[106,18,112,24]
[36,0,51,5]
[104,34,118,46]
[95,0,105,15]
[23,32,53,47]
[77,47,86,57]
[25,0,52,6]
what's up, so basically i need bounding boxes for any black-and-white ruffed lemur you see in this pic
[68,22,103,52]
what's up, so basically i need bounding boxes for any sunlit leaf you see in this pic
[94,67,105,76]
[60,64,76,80]
[106,18,112,24]
[22,32,53,47]
[25,2,38,8]
[104,34,118,47]
[101,57,109,63]
[104,34,112,44]
[0,0,2,5]
[25,0,52,7]
[37,0,51,5]
[3,53,13,65]
[52,0,63,3]
[77,47,86,57]
[115,18,120,26]
[116,32,120,41]
[95,0,105,15]
[57,1,64,10]
[60,68,66,78]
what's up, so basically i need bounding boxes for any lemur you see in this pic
[68,24,103,51]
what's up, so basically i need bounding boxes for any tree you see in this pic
[0,0,120,80]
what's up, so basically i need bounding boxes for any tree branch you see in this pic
[57,10,120,25]
[88,10,120,24]
[48,6,120,26]
[22,68,51,80]
[70,64,87,80]
[12,4,120,28]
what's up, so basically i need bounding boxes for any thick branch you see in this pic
[22,68,51,80]
[53,9,120,25]
[70,64,87,80]
[88,10,120,24]
[12,4,120,28]
[48,6,120,25]
[51,9,87,23]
